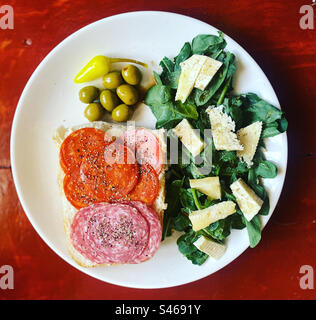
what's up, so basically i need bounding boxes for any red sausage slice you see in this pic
[70,203,149,264]
[63,166,103,209]
[121,129,164,174]
[60,128,111,172]
[80,143,139,201]
[128,164,159,205]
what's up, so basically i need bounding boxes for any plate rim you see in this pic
[10,10,288,289]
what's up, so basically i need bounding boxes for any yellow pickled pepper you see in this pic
[74,55,148,83]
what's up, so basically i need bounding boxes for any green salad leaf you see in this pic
[191,32,227,56]
[177,230,209,265]
[243,93,288,137]
[255,160,278,178]
[244,215,261,248]
[162,178,184,240]
[145,84,198,129]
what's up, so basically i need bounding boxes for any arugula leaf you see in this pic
[243,93,287,137]
[245,93,283,123]
[262,118,288,138]
[161,70,181,89]
[191,107,211,132]
[175,101,199,120]
[150,103,183,129]
[145,84,198,129]
[262,122,281,138]
[174,42,192,70]
[222,188,237,202]
[216,77,232,106]
[172,212,191,232]
[244,215,261,248]
[235,161,249,175]
[219,151,237,162]
[159,43,191,89]
[255,160,277,179]
[159,56,179,89]
[162,179,184,240]
[204,219,231,242]
[153,71,163,85]
[223,96,244,129]
[185,161,206,179]
[177,230,209,265]
[160,56,175,73]
[196,140,213,176]
[259,196,270,216]
[247,168,270,216]
[247,167,257,186]
[279,117,288,132]
[179,188,196,211]
[145,84,172,105]
[231,212,246,230]
[192,32,227,56]
[203,211,245,241]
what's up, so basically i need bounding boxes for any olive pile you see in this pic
[79,64,142,122]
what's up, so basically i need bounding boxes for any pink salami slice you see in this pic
[70,202,149,264]
[122,201,162,263]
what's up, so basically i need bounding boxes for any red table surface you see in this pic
[0,0,315,300]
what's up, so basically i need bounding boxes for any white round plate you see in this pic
[11,11,287,289]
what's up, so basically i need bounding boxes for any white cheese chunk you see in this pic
[189,201,236,231]
[194,236,226,260]
[194,57,223,91]
[230,178,263,221]
[237,121,262,167]
[206,105,243,151]
[172,119,204,157]
[175,54,207,103]
[189,177,221,200]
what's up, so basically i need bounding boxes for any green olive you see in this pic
[100,90,120,112]
[102,71,124,90]
[116,84,139,105]
[121,65,142,85]
[84,103,104,122]
[112,104,130,122]
[79,86,100,103]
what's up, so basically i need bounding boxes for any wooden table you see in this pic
[0,0,315,300]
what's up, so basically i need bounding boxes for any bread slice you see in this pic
[53,121,167,267]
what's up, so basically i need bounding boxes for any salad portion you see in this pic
[145,32,288,265]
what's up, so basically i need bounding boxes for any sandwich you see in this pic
[53,121,167,267]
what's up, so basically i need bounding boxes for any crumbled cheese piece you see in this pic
[237,121,262,166]
[189,201,236,231]
[194,57,223,91]
[230,178,263,221]
[175,55,207,103]
[189,177,221,200]
[206,105,243,151]
[194,236,226,259]
[172,119,204,157]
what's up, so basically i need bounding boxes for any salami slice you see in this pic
[122,201,162,263]
[121,129,164,174]
[60,128,111,172]
[63,166,102,209]
[128,164,159,205]
[70,203,149,264]
[80,144,139,201]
